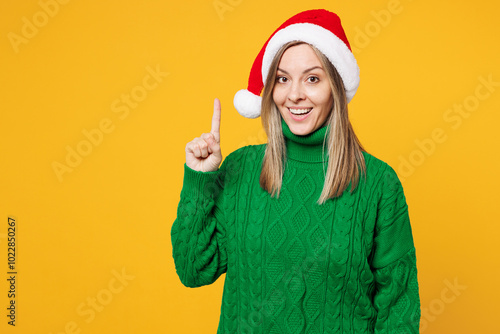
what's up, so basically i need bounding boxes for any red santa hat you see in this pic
[233,9,360,119]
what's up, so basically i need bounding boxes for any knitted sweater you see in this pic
[171,119,420,333]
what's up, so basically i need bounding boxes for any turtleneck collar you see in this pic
[281,118,329,163]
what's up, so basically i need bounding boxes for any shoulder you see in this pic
[362,150,391,173]
[361,151,403,194]
[361,152,411,235]
[219,144,266,175]
[223,144,267,165]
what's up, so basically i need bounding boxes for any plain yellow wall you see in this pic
[1,0,499,333]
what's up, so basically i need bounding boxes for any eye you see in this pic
[276,76,288,83]
[307,76,319,83]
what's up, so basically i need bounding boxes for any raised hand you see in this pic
[185,98,222,172]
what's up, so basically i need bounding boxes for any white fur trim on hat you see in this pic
[262,23,360,102]
[234,89,262,119]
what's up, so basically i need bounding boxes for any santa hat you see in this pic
[233,9,360,119]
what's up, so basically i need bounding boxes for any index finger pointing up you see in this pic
[211,98,221,141]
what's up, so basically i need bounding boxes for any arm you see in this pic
[170,162,228,288]
[371,165,421,333]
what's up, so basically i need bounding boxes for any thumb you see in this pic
[205,133,221,155]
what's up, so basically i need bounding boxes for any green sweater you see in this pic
[171,119,420,333]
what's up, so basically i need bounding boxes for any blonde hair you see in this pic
[259,41,367,204]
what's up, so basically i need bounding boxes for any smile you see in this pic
[288,107,312,115]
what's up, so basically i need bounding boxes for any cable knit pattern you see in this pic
[171,119,420,333]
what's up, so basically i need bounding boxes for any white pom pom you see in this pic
[233,89,262,119]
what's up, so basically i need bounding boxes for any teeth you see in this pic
[288,108,312,115]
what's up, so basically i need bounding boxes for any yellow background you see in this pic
[1,0,499,333]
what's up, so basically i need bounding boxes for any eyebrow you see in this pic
[277,66,324,75]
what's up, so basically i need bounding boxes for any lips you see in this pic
[287,107,313,121]
[288,107,312,115]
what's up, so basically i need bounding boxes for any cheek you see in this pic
[272,87,285,106]
[310,86,333,108]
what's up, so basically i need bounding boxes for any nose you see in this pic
[287,81,305,103]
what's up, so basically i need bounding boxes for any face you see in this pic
[272,43,333,136]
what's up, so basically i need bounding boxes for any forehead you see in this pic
[278,44,323,69]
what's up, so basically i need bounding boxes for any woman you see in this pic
[171,9,420,333]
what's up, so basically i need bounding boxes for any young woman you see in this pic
[171,9,420,333]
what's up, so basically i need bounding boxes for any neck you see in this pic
[281,118,329,163]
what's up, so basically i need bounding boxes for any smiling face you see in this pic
[272,43,334,136]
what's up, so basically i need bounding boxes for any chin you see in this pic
[288,124,313,136]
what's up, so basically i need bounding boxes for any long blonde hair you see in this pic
[259,41,366,204]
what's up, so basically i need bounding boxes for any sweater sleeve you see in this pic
[170,161,228,288]
[370,165,421,333]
